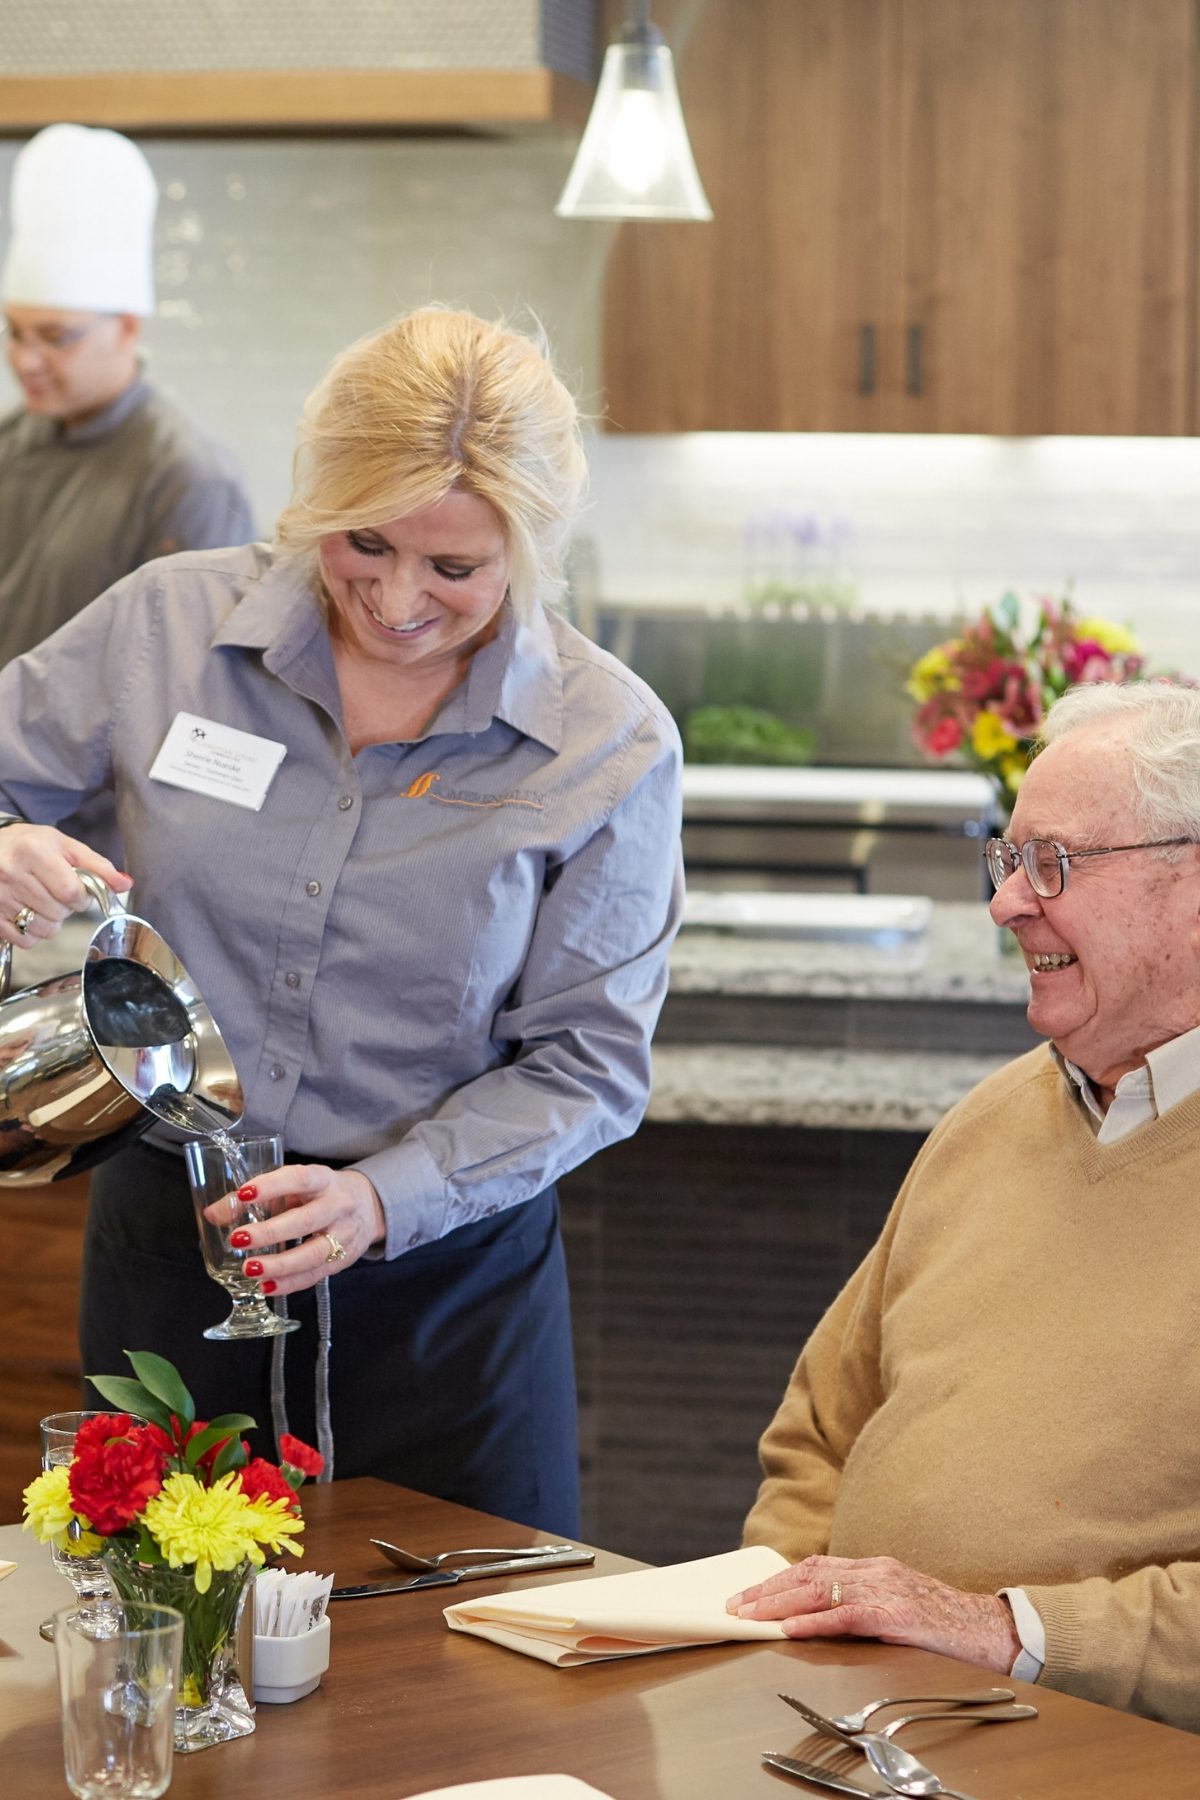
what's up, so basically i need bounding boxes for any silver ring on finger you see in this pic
[320,1230,347,1264]
[12,905,35,935]
[830,1580,843,1609]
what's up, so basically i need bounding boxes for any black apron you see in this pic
[81,1141,580,1536]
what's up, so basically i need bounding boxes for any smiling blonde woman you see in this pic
[0,306,684,1536]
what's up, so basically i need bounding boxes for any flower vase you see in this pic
[104,1544,255,1753]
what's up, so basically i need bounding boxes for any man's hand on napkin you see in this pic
[444,1546,788,1666]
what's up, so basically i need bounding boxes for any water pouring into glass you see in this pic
[3,875,296,1337]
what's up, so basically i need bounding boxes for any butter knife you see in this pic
[330,1545,595,1598]
[760,1752,888,1797]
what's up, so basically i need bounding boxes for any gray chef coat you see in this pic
[0,543,684,1254]
[0,375,256,666]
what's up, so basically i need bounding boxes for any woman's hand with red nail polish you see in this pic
[229,1229,252,1248]
[244,1259,264,1278]
[237,1184,258,1201]
[260,1279,277,1294]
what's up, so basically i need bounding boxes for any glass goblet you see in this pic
[39,1411,123,1642]
[184,1133,301,1340]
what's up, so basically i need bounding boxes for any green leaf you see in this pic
[211,1436,250,1480]
[135,1523,165,1564]
[207,1412,257,1434]
[87,1376,174,1434]
[124,1351,195,1428]
[996,589,1020,632]
[183,1417,254,1471]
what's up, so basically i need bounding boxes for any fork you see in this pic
[829,1688,1015,1734]
[778,1693,1035,1746]
[778,1692,1033,1800]
[369,1537,573,1573]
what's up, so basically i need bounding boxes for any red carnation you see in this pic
[278,1434,324,1480]
[239,1457,302,1514]
[926,716,963,756]
[74,1414,136,1457]
[69,1431,167,1536]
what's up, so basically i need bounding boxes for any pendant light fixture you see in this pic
[555,1,712,221]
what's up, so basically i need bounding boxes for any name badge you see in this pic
[149,712,287,812]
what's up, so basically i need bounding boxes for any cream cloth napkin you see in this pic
[0,1561,15,1583]
[406,1781,613,1799]
[444,1545,789,1666]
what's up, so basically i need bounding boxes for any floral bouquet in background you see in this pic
[23,1350,322,1751]
[906,591,1145,810]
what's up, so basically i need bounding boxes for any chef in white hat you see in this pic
[0,123,255,666]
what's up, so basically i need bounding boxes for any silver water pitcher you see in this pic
[0,874,242,1184]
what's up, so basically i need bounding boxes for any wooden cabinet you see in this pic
[0,1177,87,1519]
[602,0,1197,434]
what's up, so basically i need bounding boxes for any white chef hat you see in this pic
[2,123,157,316]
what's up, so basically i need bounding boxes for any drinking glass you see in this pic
[54,1599,183,1800]
[39,1411,122,1642]
[184,1133,300,1339]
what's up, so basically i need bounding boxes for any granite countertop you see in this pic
[669,899,1030,1004]
[646,1043,1019,1132]
[655,899,1034,1130]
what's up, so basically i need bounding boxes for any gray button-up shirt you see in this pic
[0,376,256,666]
[0,544,684,1254]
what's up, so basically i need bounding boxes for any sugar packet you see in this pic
[254,1567,333,1636]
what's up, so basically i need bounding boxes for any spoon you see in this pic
[859,1733,985,1800]
[369,1537,577,1573]
[830,1688,1015,1735]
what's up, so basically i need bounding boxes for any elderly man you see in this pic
[729,679,1200,1732]
[0,123,255,665]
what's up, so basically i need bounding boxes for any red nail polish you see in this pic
[244,1259,264,1278]
[261,1279,277,1294]
[230,1229,252,1248]
[237,1184,258,1201]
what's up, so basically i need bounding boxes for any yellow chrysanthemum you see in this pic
[1074,616,1139,657]
[971,711,1018,761]
[905,642,963,702]
[21,1465,103,1558]
[239,1494,305,1563]
[142,1472,266,1594]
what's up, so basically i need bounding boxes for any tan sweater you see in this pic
[743,1046,1200,1731]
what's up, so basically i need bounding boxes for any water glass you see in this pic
[54,1600,183,1799]
[184,1133,300,1339]
[40,1411,120,1641]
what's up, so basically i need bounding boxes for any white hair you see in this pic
[1038,681,1200,838]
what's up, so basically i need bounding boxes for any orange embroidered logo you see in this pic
[401,772,441,798]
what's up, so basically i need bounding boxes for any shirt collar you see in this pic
[212,556,564,750]
[459,599,563,751]
[57,374,151,446]
[1053,1022,1200,1123]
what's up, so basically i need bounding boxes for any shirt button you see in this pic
[269,1063,286,1081]
[406,1232,421,1249]
[305,879,321,896]
[285,972,301,989]
[338,794,354,811]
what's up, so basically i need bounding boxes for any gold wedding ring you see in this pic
[12,905,35,935]
[321,1230,347,1264]
[830,1580,843,1609]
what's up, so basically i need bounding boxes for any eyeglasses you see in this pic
[984,835,1198,899]
[0,316,106,354]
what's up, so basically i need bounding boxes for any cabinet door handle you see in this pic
[906,324,924,397]
[858,323,877,395]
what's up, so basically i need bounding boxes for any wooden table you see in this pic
[3,1478,1199,1797]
